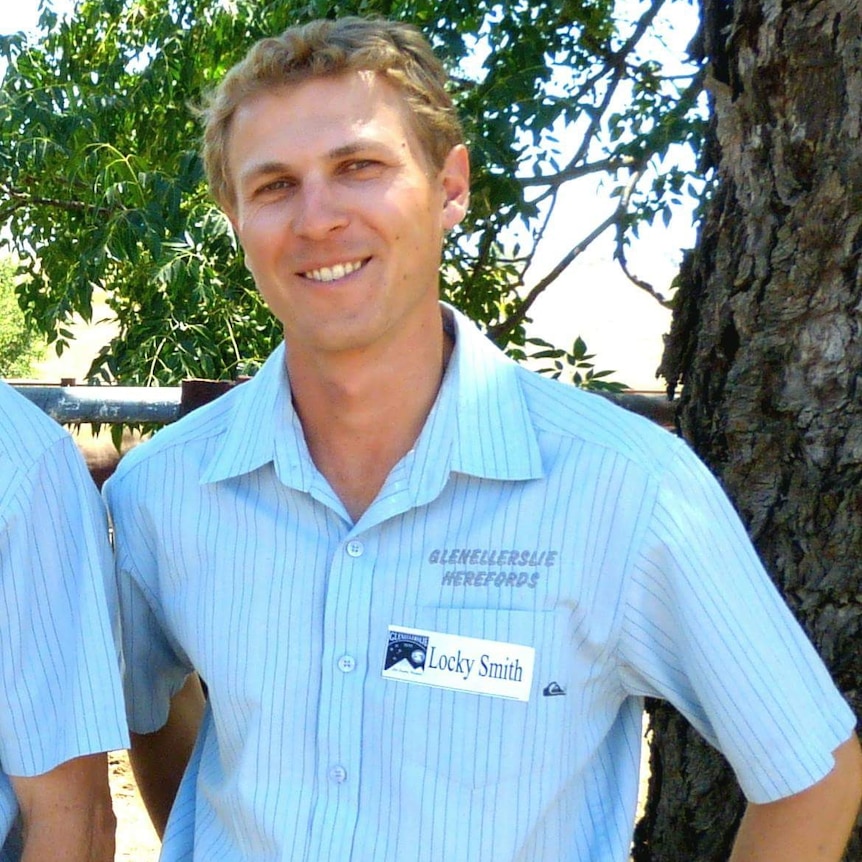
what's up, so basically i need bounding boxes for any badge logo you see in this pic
[384,630,430,677]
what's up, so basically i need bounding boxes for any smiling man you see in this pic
[104,16,861,862]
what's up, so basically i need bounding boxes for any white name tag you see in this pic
[382,625,535,702]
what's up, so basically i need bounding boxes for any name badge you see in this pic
[382,625,535,702]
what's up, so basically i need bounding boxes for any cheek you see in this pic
[239,219,288,268]
[397,199,442,248]
[239,203,290,242]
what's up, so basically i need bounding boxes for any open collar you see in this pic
[199,305,545,492]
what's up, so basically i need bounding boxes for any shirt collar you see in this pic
[200,343,314,488]
[200,304,544,487]
[442,304,544,481]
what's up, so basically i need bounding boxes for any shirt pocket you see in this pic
[396,606,568,790]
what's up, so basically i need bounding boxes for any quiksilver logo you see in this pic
[543,681,566,697]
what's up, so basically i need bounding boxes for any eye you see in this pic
[244,175,297,202]
[341,158,383,175]
[259,178,295,194]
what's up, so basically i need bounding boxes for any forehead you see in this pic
[227,71,419,168]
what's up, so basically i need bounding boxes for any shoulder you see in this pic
[0,385,110,560]
[108,381,240,491]
[449,308,687,484]
[0,382,86,511]
[109,343,286,499]
[513,364,687,475]
[0,381,71,465]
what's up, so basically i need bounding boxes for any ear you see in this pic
[440,144,470,230]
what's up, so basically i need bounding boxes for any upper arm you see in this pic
[730,734,862,862]
[0,437,127,778]
[618,445,857,801]
[105,465,195,736]
[129,673,206,837]
[10,753,115,861]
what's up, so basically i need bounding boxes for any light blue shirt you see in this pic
[0,381,128,858]
[106,306,855,862]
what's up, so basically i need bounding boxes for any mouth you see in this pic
[302,259,368,283]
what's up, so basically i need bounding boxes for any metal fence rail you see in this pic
[15,384,183,424]
[13,382,676,428]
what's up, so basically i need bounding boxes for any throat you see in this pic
[307,425,417,522]
[290,314,454,520]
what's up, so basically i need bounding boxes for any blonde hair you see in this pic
[200,17,464,210]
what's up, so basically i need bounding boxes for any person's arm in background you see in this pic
[730,734,862,862]
[129,673,206,838]
[11,753,116,862]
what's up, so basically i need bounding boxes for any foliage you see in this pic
[0,256,43,378]
[0,0,704,385]
[527,335,629,392]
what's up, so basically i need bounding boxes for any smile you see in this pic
[303,259,366,283]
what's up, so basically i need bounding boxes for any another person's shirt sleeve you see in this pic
[617,437,856,803]
[0,433,128,778]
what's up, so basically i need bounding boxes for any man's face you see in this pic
[226,71,469,359]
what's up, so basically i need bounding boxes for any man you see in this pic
[0,380,128,860]
[104,16,862,862]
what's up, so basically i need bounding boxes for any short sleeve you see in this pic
[104,464,194,734]
[0,435,128,776]
[616,440,856,803]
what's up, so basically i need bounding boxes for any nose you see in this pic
[291,177,349,239]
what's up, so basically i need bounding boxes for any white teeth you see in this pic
[305,260,363,282]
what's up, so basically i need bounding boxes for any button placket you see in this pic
[328,764,348,784]
[337,654,357,673]
[311,531,374,847]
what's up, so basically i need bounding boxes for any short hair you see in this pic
[200,16,465,211]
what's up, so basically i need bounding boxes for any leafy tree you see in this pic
[0,256,43,377]
[0,0,703,385]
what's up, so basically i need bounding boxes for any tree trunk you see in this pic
[637,0,862,859]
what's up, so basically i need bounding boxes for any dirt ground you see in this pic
[110,751,160,862]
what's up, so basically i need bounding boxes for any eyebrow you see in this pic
[328,142,368,160]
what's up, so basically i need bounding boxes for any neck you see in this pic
[286,309,454,521]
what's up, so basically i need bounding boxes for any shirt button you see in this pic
[337,655,356,673]
[328,765,348,784]
[346,540,364,557]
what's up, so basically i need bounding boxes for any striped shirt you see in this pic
[0,381,128,857]
[105,305,855,862]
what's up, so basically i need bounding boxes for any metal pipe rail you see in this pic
[13,382,676,428]
[15,384,182,424]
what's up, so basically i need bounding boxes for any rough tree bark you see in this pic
[635,1,862,859]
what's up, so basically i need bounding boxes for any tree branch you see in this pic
[519,156,638,188]
[0,187,113,223]
[614,169,674,308]
[486,208,620,344]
